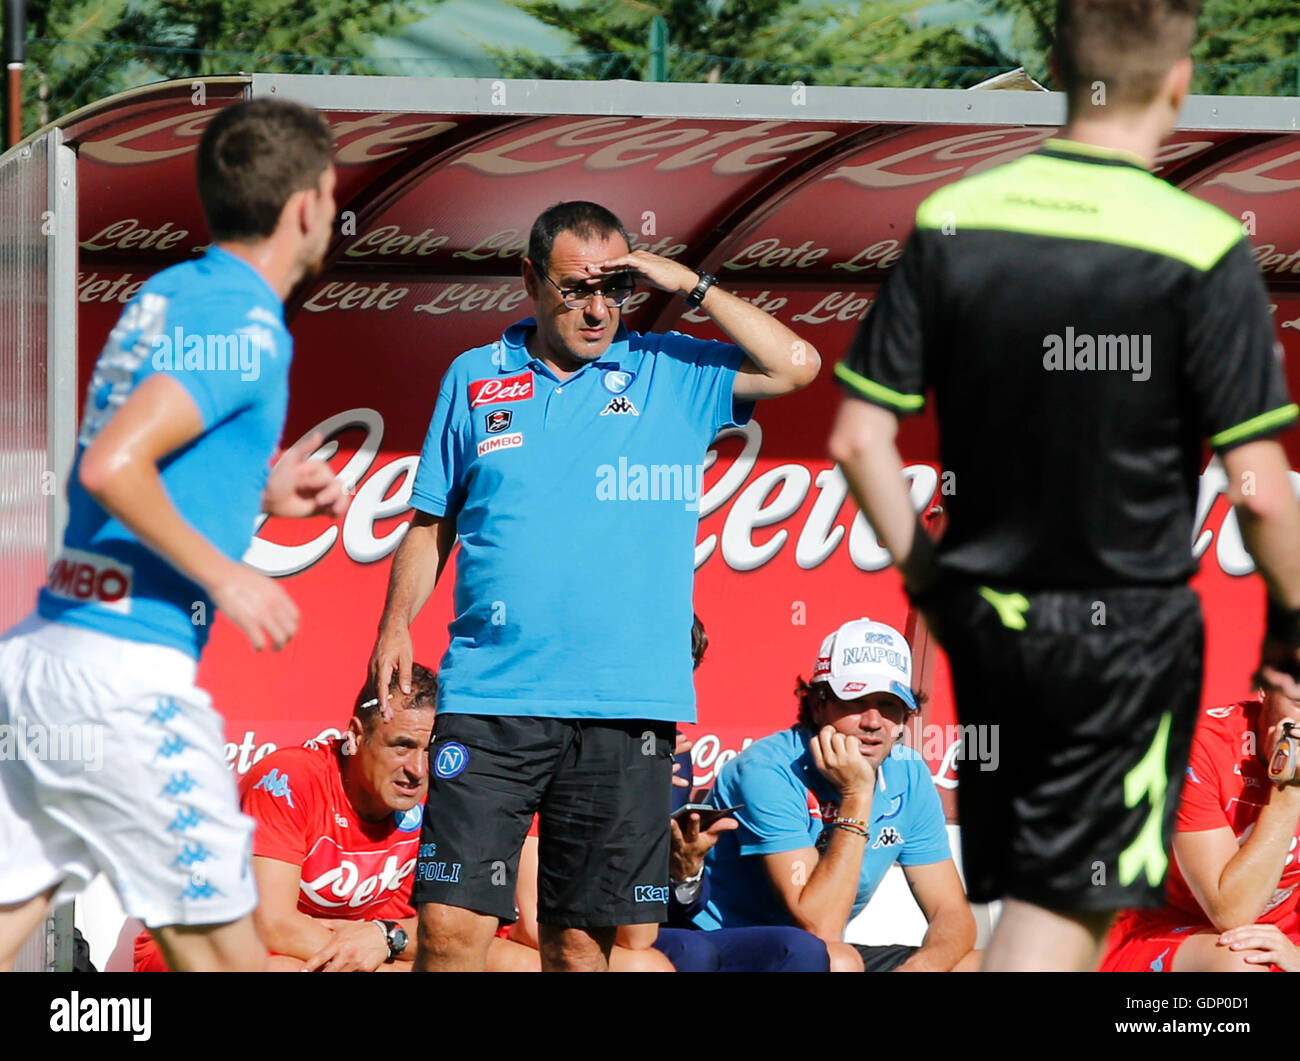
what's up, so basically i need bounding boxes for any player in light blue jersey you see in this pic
[0,99,344,972]
[695,618,979,972]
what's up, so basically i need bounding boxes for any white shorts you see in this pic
[0,614,257,928]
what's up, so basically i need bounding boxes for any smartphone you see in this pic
[671,803,743,830]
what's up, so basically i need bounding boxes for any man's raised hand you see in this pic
[263,431,349,519]
[809,724,876,798]
[670,812,738,882]
[208,561,299,651]
[591,250,696,297]
[370,622,413,722]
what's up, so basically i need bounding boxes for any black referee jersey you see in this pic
[837,137,1297,590]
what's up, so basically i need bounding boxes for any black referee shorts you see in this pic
[924,582,1204,911]
[413,713,674,928]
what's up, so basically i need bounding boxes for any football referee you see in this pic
[829,0,1300,971]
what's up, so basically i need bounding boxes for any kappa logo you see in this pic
[633,884,668,903]
[253,769,294,807]
[603,370,635,394]
[434,742,469,779]
[600,396,639,416]
[477,432,524,457]
[872,826,903,848]
[485,409,512,434]
[469,373,533,409]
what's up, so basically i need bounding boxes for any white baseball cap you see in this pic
[811,618,917,712]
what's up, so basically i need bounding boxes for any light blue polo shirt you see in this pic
[693,726,951,930]
[410,318,753,721]
[37,247,291,658]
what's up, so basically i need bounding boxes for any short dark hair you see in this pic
[691,614,708,671]
[793,676,926,730]
[353,663,438,733]
[196,99,334,242]
[526,201,631,273]
[1054,0,1199,115]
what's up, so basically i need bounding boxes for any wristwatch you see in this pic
[685,270,717,308]
[671,865,706,906]
[374,918,408,963]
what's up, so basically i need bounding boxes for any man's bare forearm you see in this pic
[829,401,919,576]
[1224,441,1300,609]
[1209,787,1300,929]
[699,284,820,388]
[794,791,872,940]
[259,910,335,961]
[379,514,448,629]
[899,902,976,971]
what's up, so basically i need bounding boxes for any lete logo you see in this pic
[469,373,533,408]
[298,837,418,910]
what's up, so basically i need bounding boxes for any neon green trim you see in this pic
[834,361,924,411]
[1119,712,1172,888]
[1210,404,1299,449]
[914,154,1242,272]
[977,587,1030,630]
[1041,137,1148,169]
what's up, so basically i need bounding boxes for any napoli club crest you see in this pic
[434,742,469,779]
[603,370,634,394]
[394,804,424,832]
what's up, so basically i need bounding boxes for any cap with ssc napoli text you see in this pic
[811,618,917,712]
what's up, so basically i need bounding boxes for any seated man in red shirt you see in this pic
[1100,684,1300,972]
[136,664,536,971]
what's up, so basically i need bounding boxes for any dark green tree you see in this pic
[491,0,1012,86]
[19,0,426,136]
[746,2,1013,87]
[982,0,1300,95]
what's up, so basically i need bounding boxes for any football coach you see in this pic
[370,201,820,971]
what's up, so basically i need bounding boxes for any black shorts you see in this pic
[924,582,1204,911]
[853,944,918,972]
[413,713,674,928]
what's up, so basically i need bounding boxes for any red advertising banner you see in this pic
[63,87,1300,821]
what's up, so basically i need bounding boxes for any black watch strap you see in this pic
[685,270,717,308]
